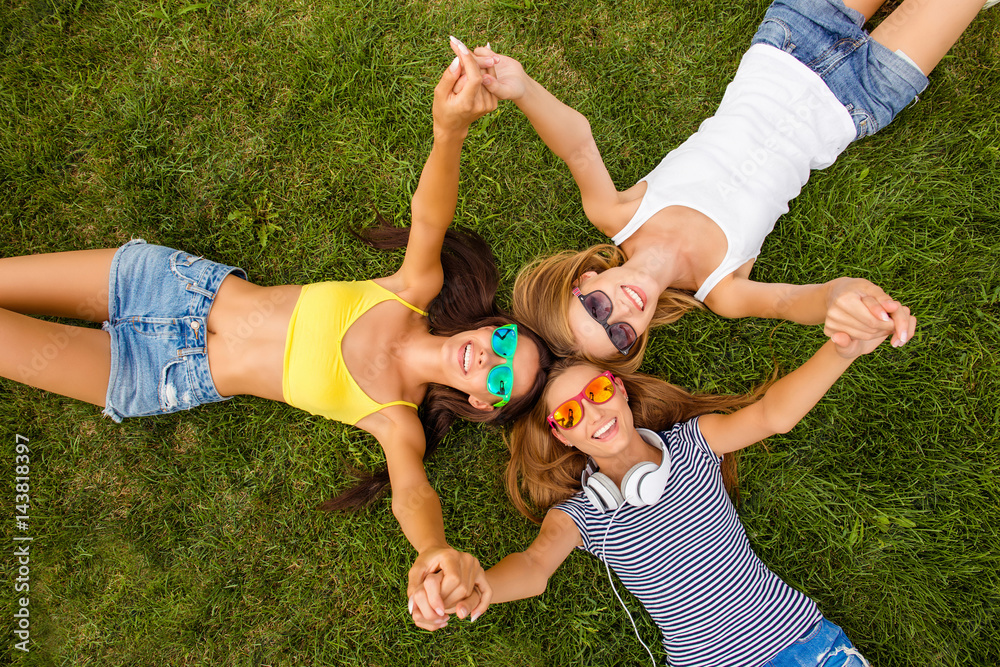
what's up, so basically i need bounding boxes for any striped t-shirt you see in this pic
[555,417,820,666]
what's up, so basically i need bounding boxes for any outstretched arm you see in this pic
[409,508,581,630]
[477,47,626,236]
[704,275,916,348]
[367,410,491,630]
[699,334,886,456]
[385,39,498,307]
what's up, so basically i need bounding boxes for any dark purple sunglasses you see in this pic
[572,287,638,355]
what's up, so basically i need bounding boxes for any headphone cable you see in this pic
[601,504,657,667]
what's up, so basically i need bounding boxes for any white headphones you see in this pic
[581,428,672,512]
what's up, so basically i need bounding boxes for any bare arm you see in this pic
[383,41,498,306]
[368,410,491,626]
[704,274,915,348]
[699,336,885,455]
[478,48,626,236]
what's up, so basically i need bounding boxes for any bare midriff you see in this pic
[205,276,301,401]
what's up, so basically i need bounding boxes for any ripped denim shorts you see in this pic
[102,239,247,422]
[764,617,871,666]
[751,0,929,139]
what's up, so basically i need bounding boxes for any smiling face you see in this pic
[567,268,658,360]
[544,364,635,460]
[445,325,541,411]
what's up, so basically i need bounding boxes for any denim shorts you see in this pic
[764,617,870,666]
[102,239,247,422]
[751,0,929,139]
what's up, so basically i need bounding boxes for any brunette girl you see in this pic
[0,39,550,612]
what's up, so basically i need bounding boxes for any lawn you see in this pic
[2,0,998,665]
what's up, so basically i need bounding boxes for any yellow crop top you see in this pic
[282,280,428,425]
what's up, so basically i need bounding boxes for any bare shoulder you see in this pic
[371,273,436,313]
[355,404,426,456]
[594,181,647,238]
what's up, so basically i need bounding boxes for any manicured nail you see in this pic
[449,56,460,72]
[408,597,413,614]
[900,332,906,344]
[436,606,444,616]
[486,41,491,49]
[881,313,890,322]
[449,35,469,54]
[471,612,481,622]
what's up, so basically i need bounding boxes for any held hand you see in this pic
[406,546,492,628]
[451,51,503,96]
[832,332,890,360]
[474,45,529,101]
[408,572,488,630]
[450,587,487,623]
[409,572,449,631]
[824,278,916,349]
[433,37,498,135]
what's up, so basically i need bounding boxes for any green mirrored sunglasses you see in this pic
[487,324,518,408]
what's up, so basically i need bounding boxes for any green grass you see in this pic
[2,0,999,665]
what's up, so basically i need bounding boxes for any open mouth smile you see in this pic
[593,417,617,440]
[622,286,646,311]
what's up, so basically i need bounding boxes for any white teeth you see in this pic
[593,418,616,439]
[623,287,644,310]
[463,344,471,372]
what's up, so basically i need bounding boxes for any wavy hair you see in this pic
[512,245,703,374]
[505,358,761,523]
[318,217,554,511]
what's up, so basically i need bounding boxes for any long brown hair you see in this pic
[318,218,554,511]
[505,358,759,523]
[512,245,703,374]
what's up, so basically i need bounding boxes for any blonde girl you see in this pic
[475,0,993,370]
[410,330,887,665]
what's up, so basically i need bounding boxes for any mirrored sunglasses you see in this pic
[572,288,637,355]
[547,371,617,430]
[487,324,518,408]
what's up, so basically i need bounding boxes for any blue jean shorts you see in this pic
[102,239,247,422]
[765,617,870,666]
[751,0,929,139]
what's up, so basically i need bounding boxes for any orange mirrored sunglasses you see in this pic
[547,371,618,431]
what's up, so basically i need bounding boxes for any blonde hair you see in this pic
[512,245,703,374]
[505,358,760,523]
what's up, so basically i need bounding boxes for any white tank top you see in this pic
[611,44,856,301]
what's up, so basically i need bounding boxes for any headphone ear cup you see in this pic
[584,472,624,512]
[621,461,660,506]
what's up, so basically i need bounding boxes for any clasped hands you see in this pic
[407,545,489,631]
[825,277,916,353]
[433,37,527,134]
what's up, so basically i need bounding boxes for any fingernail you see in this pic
[900,333,906,344]
[471,612,480,622]
[449,56,459,72]
[486,42,491,49]
[449,35,469,54]
[408,597,413,614]
[881,313,890,322]
[436,607,444,616]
